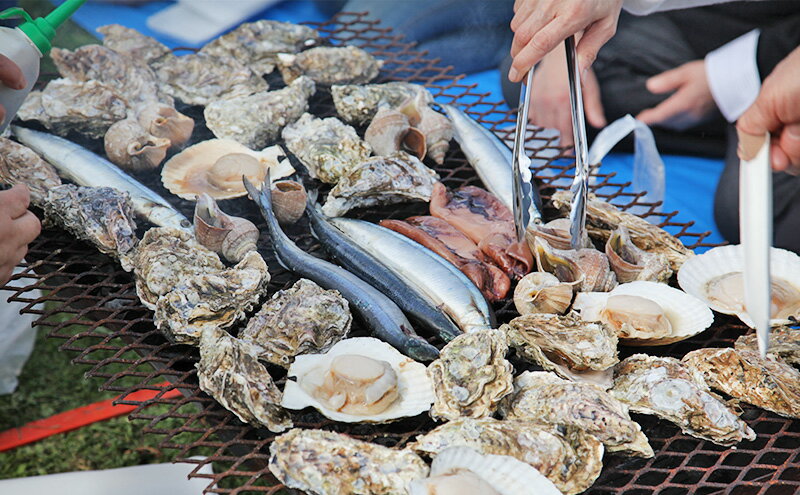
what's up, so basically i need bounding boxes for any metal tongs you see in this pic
[511,69,535,243]
[564,36,590,251]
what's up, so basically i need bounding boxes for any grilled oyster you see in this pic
[606,225,672,283]
[277,45,381,86]
[197,326,292,432]
[282,113,371,184]
[204,76,315,149]
[499,371,652,457]
[612,354,755,445]
[133,227,225,310]
[736,327,800,365]
[513,272,574,315]
[193,194,259,263]
[98,24,171,64]
[502,312,618,388]
[532,236,617,292]
[332,81,434,125]
[321,152,439,217]
[281,337,434,422]
[269,428,428,495]
[43,185,138,271]
[0,137,61,205]
[683,347,800,419]
[428,329,513,421]
[409,417,604,495]
[239,279,351,367]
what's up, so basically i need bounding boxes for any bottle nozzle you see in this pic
[1,0,88,55]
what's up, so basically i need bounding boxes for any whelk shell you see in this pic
[270,180,307,225]
[397,92,453,164]
[193,193,259,263]
[364,105,427,159]
[533,237,618,292]
[526,217,592,251]
[606,225,672,283]
[136,103,194,151]
[104,118,170,172]
[513,271,574,315]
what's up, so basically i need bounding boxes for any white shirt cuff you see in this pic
[704,29,762,123]
[623,0,727,15]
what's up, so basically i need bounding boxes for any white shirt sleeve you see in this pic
[704,29,762,122]
[623,0,754,15]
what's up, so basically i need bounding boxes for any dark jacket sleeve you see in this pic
[757,15,800,79]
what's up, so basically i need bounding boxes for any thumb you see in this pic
[646,66,686,94]
[737,93,779,138]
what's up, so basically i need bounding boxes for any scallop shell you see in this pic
[678,244,800,327]
[281,337,434,423]
[104,118,170,172]
[161,139,294,200]
[194,193,259,263]
[136,104,194,151]
[271,180,307,225]
[573,281,713,346]
[513,272,574,315]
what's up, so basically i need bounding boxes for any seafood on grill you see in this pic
[409,447,562,495]
[136,103,194,151]
[430,183,533,279]
[428,329,514,421]
[12,127,190,230]
[281,337,434,422]
[332,81,433,125]
[380,216,511,301]
[133,227,225,309]
[551,190,693,271]
[606,225,672,283]
[409,417,604,495]
[683,347,800,419]
[43,185,138,271]
[397,92,453,164]
[197,326,292,432]
[513,272,575,315]
[526,217,592,251]
[193,193,259,263]
[161,138,294,200]
[532,237,618,292]
[321,152,439,217]
[0,137,61,204]
[364,105,426,159]
[204,76,316,149]
[103,118,170,171]
[573,281,713,345]
[678,245,800,327]
[281,113,371,184]
[611,354,756,445]
[200,20,321,75]
[499,371,653,458]
[239,279,351,368]
[269,428,428,495]
[98,24,171,64]
[502,312,618,388]
[271,180,307,225]
[155,252,270,345]
[736,327,800,365]
[277,45,382,86]
[245,176,440,361]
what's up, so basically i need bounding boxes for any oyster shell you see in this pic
[281,337,434,422]
[197,326,292,432]
[155,251,270,345]
[282,112,371,184]
[277,45,381,86]
[612,354,755,445]
[428,329,513,421]
[136,104,194,151]
[513,272,574,315]
[133,227,225,310]
[526,217,592,251]
[573,281,713,345]
[200,20,321,75]
[682,347,800,419]
[43,185,137,271]
[409,417,604,495]
[204,76,315,149]
[161,139,294,200]
[0,137,61,205]
[104,118,170,172]
[332,81,434,125]
[736,327,800,365]
[606,225,672,283]
[271,180,307,225]
[269,428,428,495]
[321,152,439,217]
[532,236,618,292]
[499,371,653,457]
[193,193,259,263]
[397,92,453,165]
[239,279,351,367]
[98,24,171,64]
[501,312,618,388]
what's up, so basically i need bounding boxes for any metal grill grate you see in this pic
[2,12,799,495]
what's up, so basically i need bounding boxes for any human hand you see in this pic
[0,185,41,286]
[0,54,27,124]
[636,60,716,131]
[737,46,800,173]
[509,0,624,82]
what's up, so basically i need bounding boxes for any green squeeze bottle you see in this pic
[0,0,87,132]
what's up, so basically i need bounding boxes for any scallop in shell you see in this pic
[525,217,592,251]
[736,326,800,365]
[678,244,800,327]
[136,104,194,151]
[281,337,434,423]
[271,180,307,225]
[194,193,259,263]
[104,118,171,172]
[0,137,61,205]
[533,237,618,292]
[161,139,294,200]
[332,81,434,125]
[606,225,672,283]
[277,45,382,86]
[573,281,713,345]
[513,272,574,315]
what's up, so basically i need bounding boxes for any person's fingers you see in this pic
[582,68,606,128]
[737,91,781,137]
[511,0,542,31]
[0,54,26,90]
[0,266,13,287]
[646,66,687,94]
[14,210,41,247]
[510,18,575,82]
[778,122,800,168]
[0,104,5,125]
[575,15,618,72]
[511,10,552,58]
[636,91,689,126]
[1,184,31,219]
[771,143,790,172]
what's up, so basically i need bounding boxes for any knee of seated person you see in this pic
[713,188,740,244]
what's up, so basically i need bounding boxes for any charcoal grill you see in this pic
[2,12,799,495]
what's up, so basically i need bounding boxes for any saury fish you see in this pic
[243,176,439,362]
[12,126,189,231]
[328,217,496,333]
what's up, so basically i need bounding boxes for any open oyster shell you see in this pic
[0,137,61,205]
[239,279,351,368]
[573,281,713,345]
[281,337,434,423]
[277,45,382,86]
[270,428,428,495]
[428,329,513,422]
[735,327,800,365]
[612,354,755,445]
[499,371,652,457]
[332,81,434,125]
[282,112,371,184]
[606,225,672,283]
[532,237,617,292]
[409,417,604,495]
[197,326,292,432]
[98,24,171,64]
